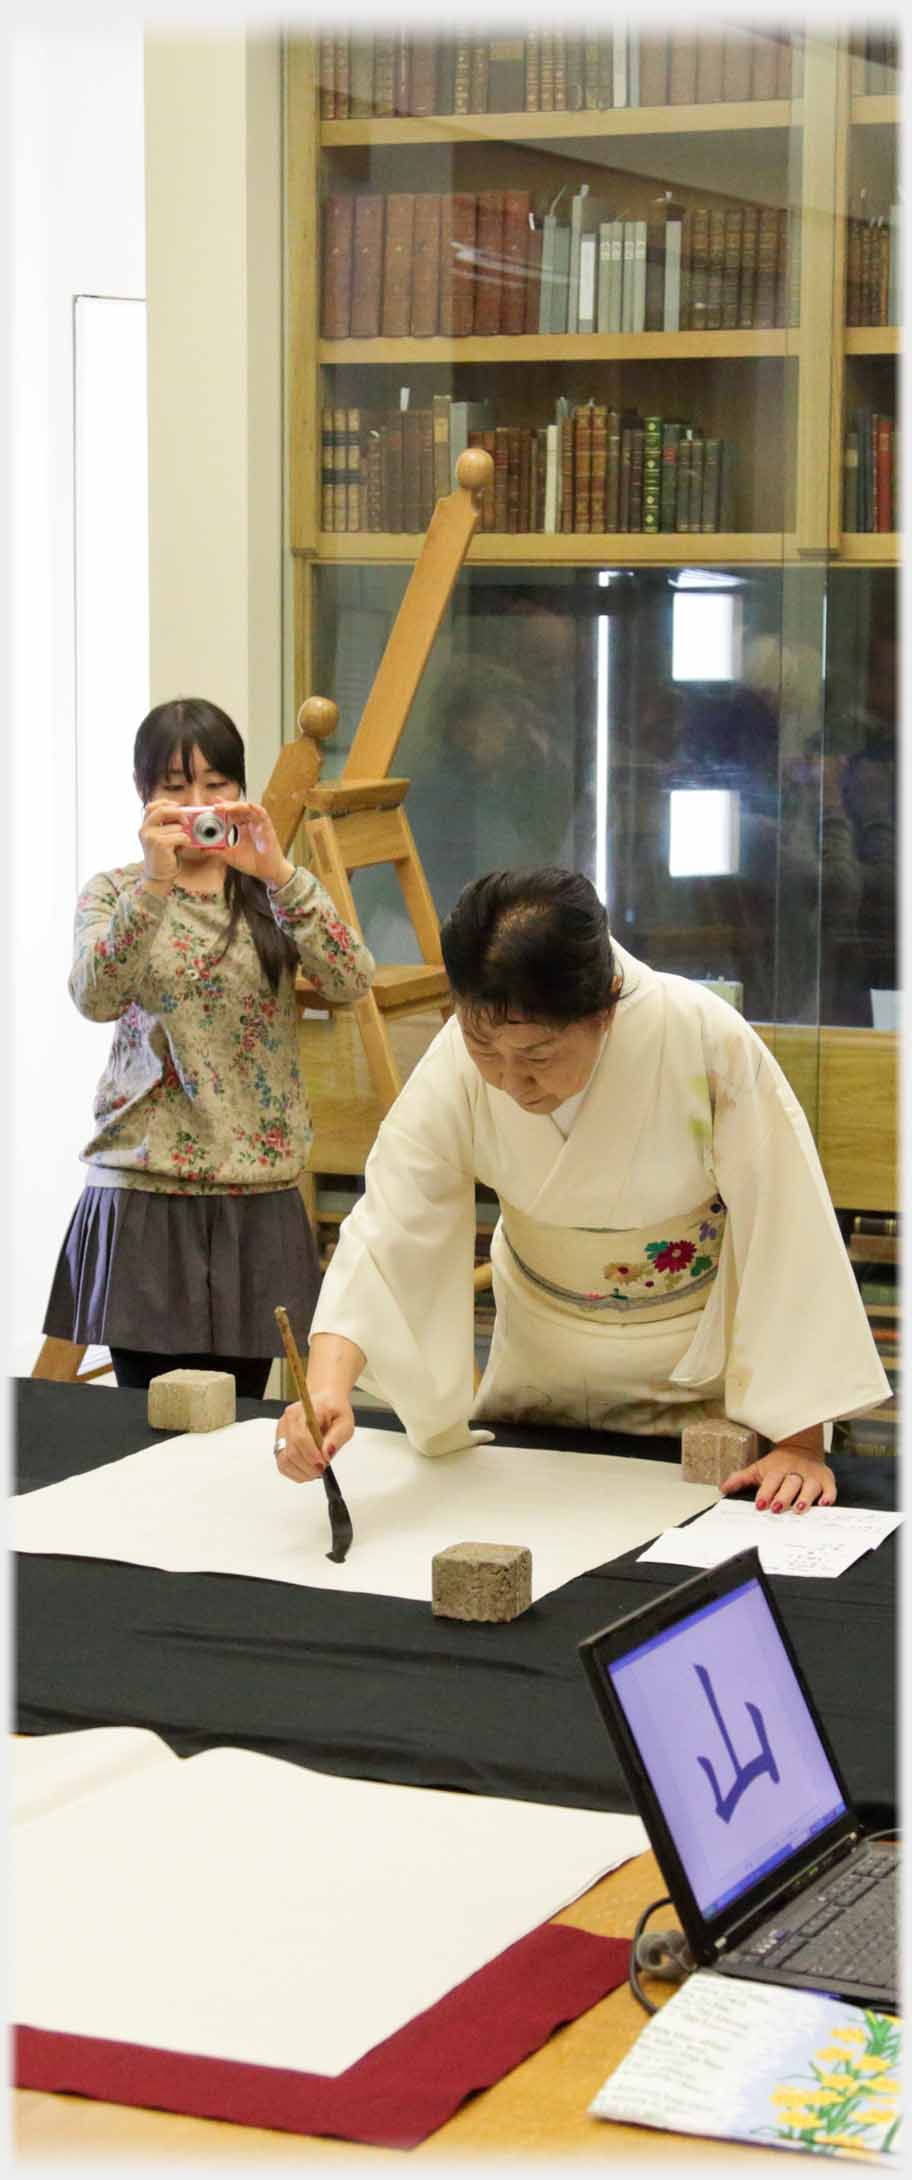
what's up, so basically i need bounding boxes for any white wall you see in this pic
[8,25,146,1375]
[144,33,284,797]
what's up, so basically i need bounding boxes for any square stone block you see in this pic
[681,1419,759,1488]
[147,1369,236,1435]
[432,1540,532,1623]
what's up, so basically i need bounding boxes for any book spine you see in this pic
[738,204,758,327]
[333,35,350,120]
[721,29,752,103]
[366,425,383,530]
[875,416,893,531]
[321,195,354,338]
[332,404,348,531]
[525,30,541,111]
[573,405,593,533]
[474,191,504,336]
[644,220,665,333]
[540,33,555,112]
[689,207,710,332]
[565,35,585,112]
[432,393,452,501]
[408,38,437,117]
[706,208,726,329]
[696,34,724,103]
[346,408,361,531]
[409,193,441,336]
[382,412,404,531]
[417,406,435,528]
[668,35,697,104]
[700,435,721,531]
[393,31,410,117]
[501,189,531,337]
[628,421,645,530]
[470,38,489,113]
[318,36,335,120]
[517,425,533,531]
[842,425,860,531]
[642,414,662,532]
[660,421,682,529]
[598,32,614,110]
[553,33,568,112]
[349,35,375,119]
[439,194,477,337]
[590,405,608,531]
[675,432,693,531]
[605,409,621,529]
[687,432,705,532]
[722,207,744,329]
[453,39,472,115]
[350,195,385,339]
[373,38,395,117]
[380,193,416,338]
[321,407,335,530]
[750,31,779,101]
[754,206,779,328]
[487,36,526,112]
[638,33,668,108]
[560,414,575,531]
[583,33,599,110]
[493,425,510,530]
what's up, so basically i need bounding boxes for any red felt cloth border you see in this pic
[15,1921,629,2149]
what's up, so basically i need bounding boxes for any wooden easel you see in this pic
[32,448,492,1384]
[264,447,493,1111]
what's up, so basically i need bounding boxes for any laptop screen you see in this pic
[605,1574,848,1921]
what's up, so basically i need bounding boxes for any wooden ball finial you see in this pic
[455,446,495,497]
[296,696,339,742]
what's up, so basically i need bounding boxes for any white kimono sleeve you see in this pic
[671,1015,891,1443]
[310,1034,486,1456]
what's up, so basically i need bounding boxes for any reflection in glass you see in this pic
[313,562,897,1032]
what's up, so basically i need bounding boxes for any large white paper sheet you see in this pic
[590,1970,901,2163]
[14,1729,648,2077]
[638,1498,902,1580]
[12,1418,718,1602]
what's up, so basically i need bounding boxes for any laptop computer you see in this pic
[579,1547,899,2011]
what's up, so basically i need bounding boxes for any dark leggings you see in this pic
[109,1348,273,1400]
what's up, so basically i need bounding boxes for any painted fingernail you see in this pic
[771,1500,783,1513]
[796,1502,807,1513]
[324,1444,335,1459]
[756,1498,768,1510]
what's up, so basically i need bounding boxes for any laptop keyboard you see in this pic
[730,1846,898,1984]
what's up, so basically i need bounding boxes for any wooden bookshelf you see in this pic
[315,531,793,566]
[287,25,900,1211]
[322,101,802,148]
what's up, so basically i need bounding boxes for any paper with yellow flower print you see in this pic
[590,1970,901,2162]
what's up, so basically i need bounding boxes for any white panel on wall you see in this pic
[75,296,149,883]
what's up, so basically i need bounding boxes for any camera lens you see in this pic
[192,812,224,846]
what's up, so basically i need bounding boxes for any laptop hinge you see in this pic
[712,1831,860,1954]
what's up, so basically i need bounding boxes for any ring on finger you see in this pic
[274,1436,287,1456]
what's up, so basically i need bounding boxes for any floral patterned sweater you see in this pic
[69,862,374,1193]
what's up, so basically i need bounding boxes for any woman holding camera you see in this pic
[42,697,374,1395]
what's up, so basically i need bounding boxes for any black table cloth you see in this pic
[14,1380,897,1826]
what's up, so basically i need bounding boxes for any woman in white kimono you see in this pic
[275,868,888,1509]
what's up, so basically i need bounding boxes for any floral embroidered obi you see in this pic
[500,1194,727,1324]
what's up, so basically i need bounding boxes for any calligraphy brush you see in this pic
[274,1305,354,1564]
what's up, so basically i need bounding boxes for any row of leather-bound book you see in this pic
[321,401,737,538]
[316,28,804,119]
[320,189,802,341]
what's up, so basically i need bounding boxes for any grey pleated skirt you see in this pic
[43,1183,322,1358]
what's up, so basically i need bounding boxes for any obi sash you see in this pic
[500,1193,727,1324]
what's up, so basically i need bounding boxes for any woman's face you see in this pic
[458,1008,613,1113]
[137,742,242,862]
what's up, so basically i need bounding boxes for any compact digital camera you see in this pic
[177,808,240,851]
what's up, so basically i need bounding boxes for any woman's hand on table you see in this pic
[274,1391,355,1483]
[720,1441,837,1513]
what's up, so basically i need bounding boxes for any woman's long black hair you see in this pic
[133,698,298,993]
